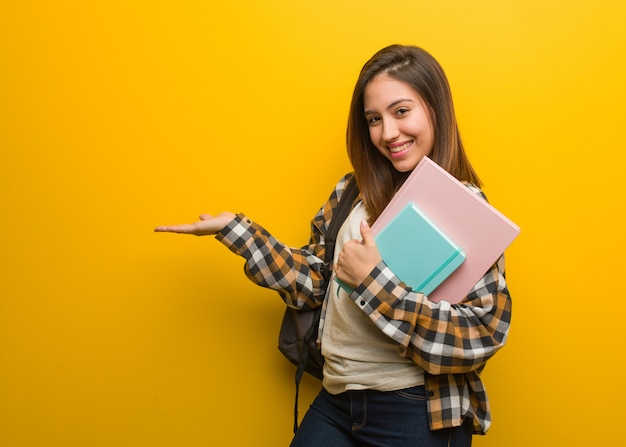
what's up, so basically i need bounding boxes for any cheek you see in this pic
[425,126,435,150]
[368,126,380,146]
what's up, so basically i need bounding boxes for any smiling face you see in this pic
[363,74,434,173]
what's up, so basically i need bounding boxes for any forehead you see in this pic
[363,74,421,109]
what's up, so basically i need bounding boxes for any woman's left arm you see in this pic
[348,254,512,375]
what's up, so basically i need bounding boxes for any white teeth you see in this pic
[389,141,412,153]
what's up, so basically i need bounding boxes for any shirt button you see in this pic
[360,300,366,306]
[428,391,435,397]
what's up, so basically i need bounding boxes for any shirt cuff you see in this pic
[214,213,255,256]
[349,261,418,351]
[350,261,411,312]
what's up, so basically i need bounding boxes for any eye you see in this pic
[366,115,381,126]
[396,107,410,116]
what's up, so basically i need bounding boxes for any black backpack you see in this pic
[277,177,359,432]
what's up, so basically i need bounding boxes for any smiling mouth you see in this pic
[388,141,413,153]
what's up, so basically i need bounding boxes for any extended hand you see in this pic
[334,220,382,289]
[154,212,236,236]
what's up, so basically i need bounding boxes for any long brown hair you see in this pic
[346,45,481,222]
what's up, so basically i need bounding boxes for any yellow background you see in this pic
[1,1,624,445]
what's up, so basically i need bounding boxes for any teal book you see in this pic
[336,202,465,296]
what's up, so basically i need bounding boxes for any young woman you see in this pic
[155,45,512,447]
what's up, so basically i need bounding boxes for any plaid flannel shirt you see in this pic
[215,173,512,435]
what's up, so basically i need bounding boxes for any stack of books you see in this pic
[338,157,520,303]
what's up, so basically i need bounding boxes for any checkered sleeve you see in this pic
[214,174,354,310]
[351,246,511,375]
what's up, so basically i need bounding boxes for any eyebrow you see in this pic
[363,98,415,116]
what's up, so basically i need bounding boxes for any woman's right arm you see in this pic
[214,175,354,309]
[214,213,327,309]
[155,174,355,310]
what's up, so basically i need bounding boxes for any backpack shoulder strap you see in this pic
[320,176,360,281]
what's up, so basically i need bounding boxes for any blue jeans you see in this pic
[290,386,472,447]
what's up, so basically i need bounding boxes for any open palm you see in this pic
[154,212,236,236]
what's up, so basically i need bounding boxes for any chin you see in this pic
[392,160,420,173]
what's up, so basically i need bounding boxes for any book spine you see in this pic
[416,250,465,295]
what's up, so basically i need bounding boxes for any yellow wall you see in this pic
[1,1,625,445]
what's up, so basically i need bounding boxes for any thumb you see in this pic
[360,220,374,245]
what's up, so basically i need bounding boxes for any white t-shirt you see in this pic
[322,201,425,395]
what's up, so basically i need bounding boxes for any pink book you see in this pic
[370,157,520,303]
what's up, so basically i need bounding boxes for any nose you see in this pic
[381,119,400,142]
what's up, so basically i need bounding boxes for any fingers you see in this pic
[154,213,212,233]
[359,220,374,245]
[153,224,196,233]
